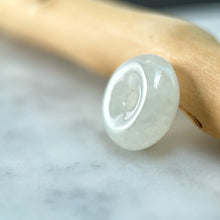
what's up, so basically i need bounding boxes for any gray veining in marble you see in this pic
[0,3,220,220]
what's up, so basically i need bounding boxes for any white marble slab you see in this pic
[0,3,220,220]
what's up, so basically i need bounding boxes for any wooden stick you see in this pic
[0,0,219,139]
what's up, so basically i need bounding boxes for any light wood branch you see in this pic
[0,0,219,138]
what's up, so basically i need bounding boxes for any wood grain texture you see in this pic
[0,0,219,138]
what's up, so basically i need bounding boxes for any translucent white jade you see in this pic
[103,55,180,150]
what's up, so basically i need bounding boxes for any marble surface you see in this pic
[0,3,220,220]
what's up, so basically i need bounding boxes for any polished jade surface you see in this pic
[103,55,179,150]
